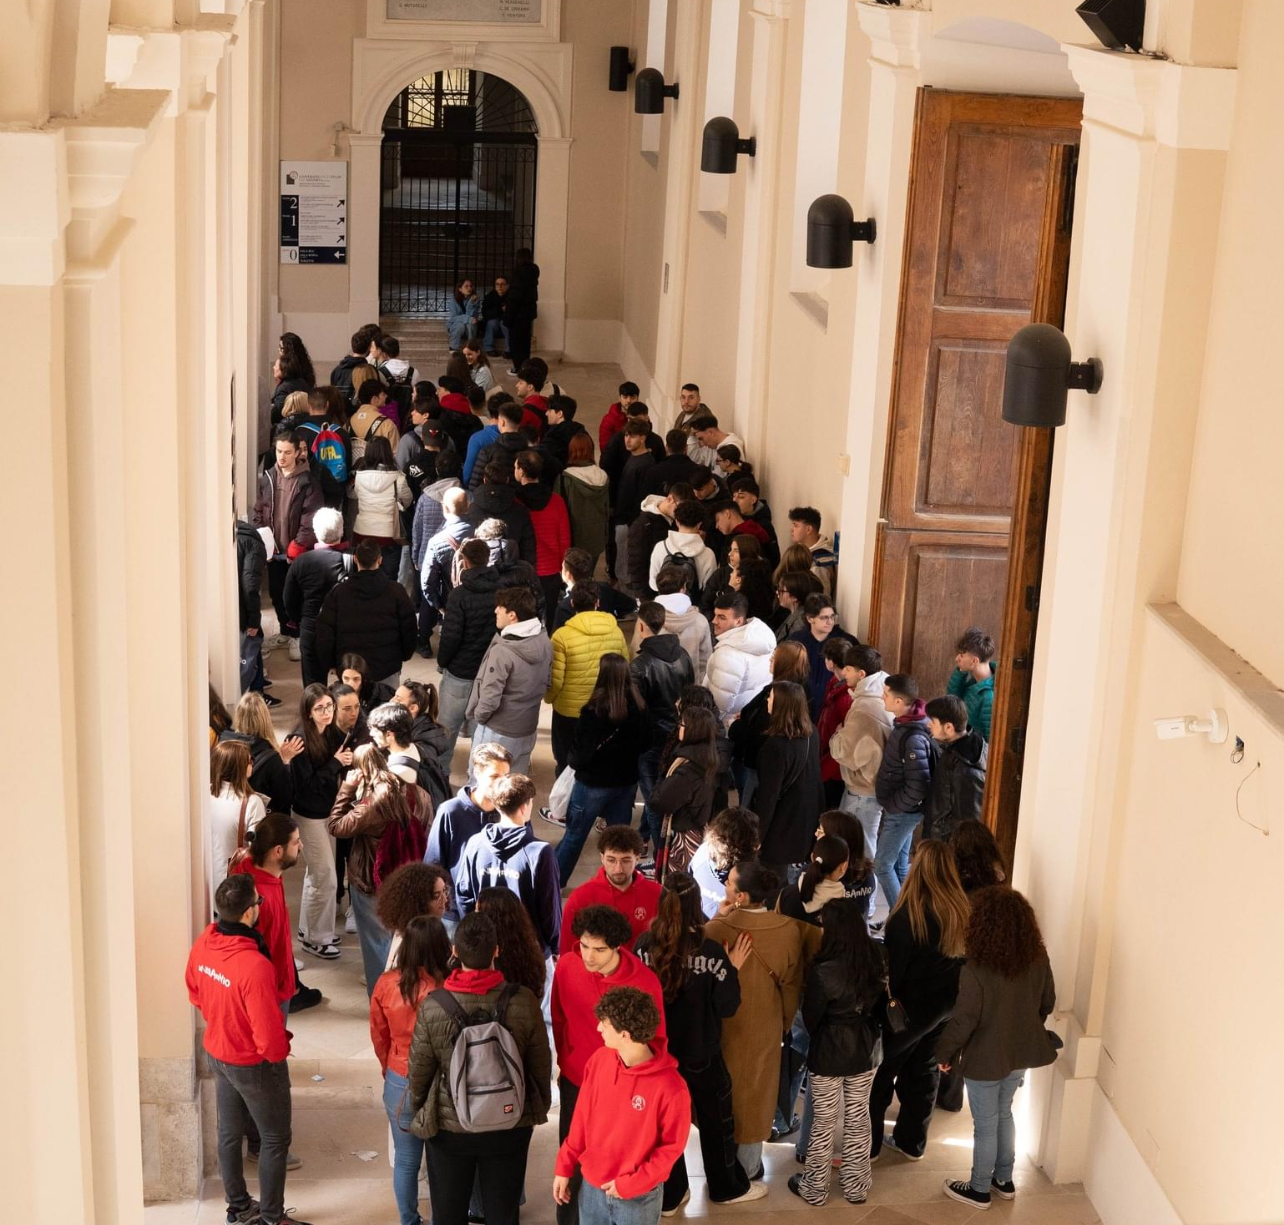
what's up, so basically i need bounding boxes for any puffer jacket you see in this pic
[546,611,630,717]
[516,481,571,577]
[627,498,673,595]
[236,519,266,632]
[422,513,475,611]
[466,620,553,736]
[554,464,611,561]
[651,593,712,680]
[947,664,998,742]
[922,730,988,840]
[704,617,777,717]
[407,970,551,1138]
[629,633,694,747]
[350,468,411,539]
[314,568,416,682]
[802,957,884,1077]
[468,431,530,492]
[467,482,537,565]
[874,705,939,816]
[437,565,503,682]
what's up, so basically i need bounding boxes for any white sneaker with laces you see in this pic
[288,637,301,661]
[345,908,358,934]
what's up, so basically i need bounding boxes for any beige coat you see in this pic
[828,673,892,796]
[704,908,821,1142]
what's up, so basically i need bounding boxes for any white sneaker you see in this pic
[719,1183,769,1205]
[661,1189,690,1217]
[288,637,301,661]
[345,908,358,934]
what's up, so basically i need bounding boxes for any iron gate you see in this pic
[379,71,538,316]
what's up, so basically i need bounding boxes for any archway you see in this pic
[378,69,539,316]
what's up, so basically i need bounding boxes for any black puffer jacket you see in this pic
[802,958,884,1077]
[314,568,416,682]
[874,715,939,816]
[629,634,694,747]
[467,482,536,565]
[922,730,987,840]
[235,520,266,632]
[437,560,539,681]
[329,353,370,403]
[626,510,671,595]
[410,714,453,768]
[754,730,825,866]
[468,431,531,492]
[283,546,350,630]
[407,980,551,1137]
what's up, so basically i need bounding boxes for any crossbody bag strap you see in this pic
[236,795,250,849]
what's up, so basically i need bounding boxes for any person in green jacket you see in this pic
[946,627,997,742]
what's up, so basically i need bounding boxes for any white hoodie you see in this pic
[704,616,777,716]
[650,592,713,680]
[650,529,717,592]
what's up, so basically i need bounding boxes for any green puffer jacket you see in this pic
[406,980,552,1138]
[946,663,997,742]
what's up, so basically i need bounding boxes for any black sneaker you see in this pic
[884,1133,924,1160]
[990,1179,1016,1200]
[289,985,323,1013]
[267,1216,314,1225]
[538,806,567,827]
[416,641,434,659]
[297,928,340,945]
[226,1201,260,1224]
[943,1180,991,1210]
[300,940,340,960]
[262,693,283,708]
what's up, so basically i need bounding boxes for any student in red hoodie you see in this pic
[514,448,572,617]
[554,986,692,1225]
[598,381,639,453]
[370,915,453,1225]
[551,906,667,1225]
[560,826,661,955]
[186,874,309,1225]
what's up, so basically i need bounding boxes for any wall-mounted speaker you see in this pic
[1076,0,1145,52]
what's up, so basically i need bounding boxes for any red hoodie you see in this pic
[599,403,627,453]
[555,1041,692,1199]
[439,391,472,416]
[560,869,662,955]
[185,924,289,1065]
[551,947,666,1086]
[817,674,854,784]
[229,862,295,1002]
[521,394,548,439]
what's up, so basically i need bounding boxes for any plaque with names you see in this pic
[386,0,540,21]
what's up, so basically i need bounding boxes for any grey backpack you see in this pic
[431,984,526,1132]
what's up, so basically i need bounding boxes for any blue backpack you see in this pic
[297,420,349,485]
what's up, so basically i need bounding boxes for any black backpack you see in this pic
[663,544,704,603]
[388,752,451,811]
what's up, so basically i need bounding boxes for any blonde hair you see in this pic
[283,390,309,417]
[232,691,278,750]
[891,840,971,958]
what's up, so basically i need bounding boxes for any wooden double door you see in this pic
[868,90,1082,857]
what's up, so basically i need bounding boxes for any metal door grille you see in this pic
[379,71,538,316]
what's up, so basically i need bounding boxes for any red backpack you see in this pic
[373,785,429,889]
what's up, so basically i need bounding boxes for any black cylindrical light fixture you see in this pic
[1002,323,1104,428]
[634,68,679,114]
[1076,0,1145,52]
[608,46,635,92]
[700,116,756,174]
[806,194,878,267]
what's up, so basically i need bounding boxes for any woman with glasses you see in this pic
[772,567,823,642]
[789,594,858,720]
[289,683,354,959]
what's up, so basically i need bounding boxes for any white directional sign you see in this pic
[280,162,347,265]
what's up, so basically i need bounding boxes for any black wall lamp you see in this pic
[635,68,679,114]
[1002,323,1104,428]
[806,194,877,267]
[701,117,756,174]
[1076,0,1145,52]
[608,47,635,92]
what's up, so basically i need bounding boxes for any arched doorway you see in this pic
[379,69,538,315]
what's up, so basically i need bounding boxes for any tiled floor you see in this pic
[157,357,1101,1223]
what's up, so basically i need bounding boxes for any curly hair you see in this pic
[376,862,451,934]
[965,886,1046,978]
[571,904,633,949]
[477,886,546,997]
[705,807,759,874]
[595,985,660,1044]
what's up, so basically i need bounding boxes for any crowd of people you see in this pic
[196,313,1055,1225]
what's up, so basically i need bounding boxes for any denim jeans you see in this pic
[383,1069,425,1225]
[579,1180,663,1225]
[636,747,662,852]
[483,317,508,352]
[437,669,475,767]
[774,1009,809,1135]
[838,791,882,863]
[965,1072,1024,1192]
[350,885,392,998]
[874,810,922,910]
[469,724,537,781]
[555,781,638,886]
[736,1140,763,1179]
[208,1055,292,1225]
[447,315,475,349]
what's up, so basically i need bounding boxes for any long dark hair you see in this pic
[677,706,718,779]
[279,332,315,387]
[477,887,546,996]
[766,680,812,739]
[737,559,776,623]
[396,915,452,1004]
[819,808,873,882]
[815,897,884,1008]
[798,835,849,904]
[356,435,395,471]
[646,871,705,1001]
[585,653,644,722]
[298,683,336,762]
[949,821,1008,894]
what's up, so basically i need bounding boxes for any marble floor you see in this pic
[159,357,1101,1223]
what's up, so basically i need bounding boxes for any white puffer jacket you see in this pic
[350,468,411,539]
[703,617,777,716]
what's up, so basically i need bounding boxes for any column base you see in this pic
[139,1056,203,1201]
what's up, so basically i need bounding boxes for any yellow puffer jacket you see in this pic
[546,611,630,717]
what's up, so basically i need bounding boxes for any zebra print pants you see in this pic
[796,1069,877,1205]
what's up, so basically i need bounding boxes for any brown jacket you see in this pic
[254,464,322,556]
[326,776,428,895]
[704,908,821,1142]
[350,405,400,454]
[828,678,892,796]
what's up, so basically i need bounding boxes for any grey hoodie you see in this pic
[647,592,713,680]
[466,618,553,736]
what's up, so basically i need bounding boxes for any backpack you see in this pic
[380,362,415,388]
[350,412,387,463]
[663,545,704,603]
[389,751,451,811]
[431,984,526,1132]
[296,420,349,486]
[372,787,428,889]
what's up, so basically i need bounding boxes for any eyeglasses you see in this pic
[432,887,451,899]
[813,613,836,622]
[313,702,334,713]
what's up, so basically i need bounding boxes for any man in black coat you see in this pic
[643,429,703,497]
[283,507,351,687]
[468,462,537,565]
[314,538,416,688]
[504,247,540,372]
[922,695,988,840]
[329,324,382,403]
[236,518,268,697]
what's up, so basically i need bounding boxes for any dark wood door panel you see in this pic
[869,528,1010,692]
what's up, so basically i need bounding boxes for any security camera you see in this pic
[1153,717,1188,741]
[1153,709,1228,744]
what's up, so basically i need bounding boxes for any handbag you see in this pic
[227,796,252,873]
[884,979,909,1034]
[548,766,576,822]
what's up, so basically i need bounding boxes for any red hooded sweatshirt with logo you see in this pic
[555,1040,692,1199]
[559,868,662,955]
[185,924,290,1065]
[551,947,666,1086]
[229,861,295,1002]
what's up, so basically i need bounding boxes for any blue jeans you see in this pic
[350,885,392,998]
[874,811,921,910]
[731,761,758,809]
[580,1180,663,1225]
[437,670,475,768]
[383,1069,425,1225]
[637,747,662,852]
[556,781,637,886]
[483,317,508,352]
[838,791,881,862]
[447,315,475,348]
[965,1072,1024,1192]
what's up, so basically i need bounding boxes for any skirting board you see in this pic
[563,318,623,364]
[1085,1084,1182,1225]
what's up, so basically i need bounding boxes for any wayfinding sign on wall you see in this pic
[280,162,347,265]
[386,0,541,21]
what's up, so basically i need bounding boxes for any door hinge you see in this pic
[1024,584,1041,614]
[1010,726,1027,756]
